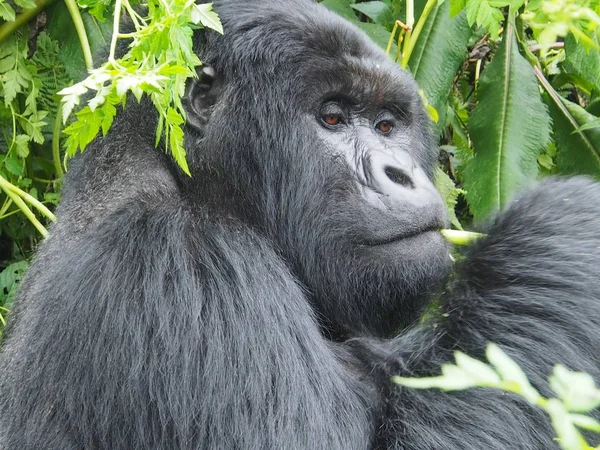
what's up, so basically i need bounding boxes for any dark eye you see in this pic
[376,120,393,134]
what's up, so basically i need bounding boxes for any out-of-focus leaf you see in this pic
[434,167,464,230]
[563,33,600,94]
[351,1,394,27]
[45,2,113,79]
[464,27,550,220]
[408,2,471,135]
[356,22,394,51]
[321,0,359,22]
[545,93,600,177]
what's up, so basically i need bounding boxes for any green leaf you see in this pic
[191,3,224,34]
[545,93,600,177]
[464,28,550,220]
[550,365,600,413]
[4,155,24,176]
[408,2,472,135]
[355,22,394,51]
[450,0,466,17]
[321,0,360,22]
[0,261,29,304]
[454,351,501,385]
[563,33,600,95]
[13,0,36,8]
[434,166,465,229]
[0,1,15,21]
[45,3,113,79]
[351,1,394,27]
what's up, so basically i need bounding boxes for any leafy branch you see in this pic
[59,0,223,175]
[394,344,600,450]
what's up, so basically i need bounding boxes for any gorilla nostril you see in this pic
[384,166,415,189]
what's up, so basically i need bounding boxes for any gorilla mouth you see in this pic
[366,226,441,246]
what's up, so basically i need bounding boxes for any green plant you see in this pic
[394,344,600,450]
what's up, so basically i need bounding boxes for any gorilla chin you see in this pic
[2,0,600,449]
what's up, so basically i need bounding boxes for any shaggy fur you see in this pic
[1,1,600,449]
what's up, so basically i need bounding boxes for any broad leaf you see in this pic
[545,92,600,177]
[45,2,113,78]
[563,33,600,94]
[464,27,550,220]
[408,1,471,135]
[351,1,394,28]
[321,0,359,23]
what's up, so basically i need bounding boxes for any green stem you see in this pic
[440,229,486,245]
[109,0,124,62]
[0,175,56,222]
[64,0,94,71]
[401,0,437,69]
[0,177,48,237]
[0,0,57,44]
[52,103,65,181]
[386,21,400,56]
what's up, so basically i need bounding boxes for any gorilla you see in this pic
[1,0,600,448]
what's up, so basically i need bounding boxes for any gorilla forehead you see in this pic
[205,0,415,96]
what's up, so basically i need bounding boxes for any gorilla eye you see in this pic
[376,120,393,134]
[322,114,342,126]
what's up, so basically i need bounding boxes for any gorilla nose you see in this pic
[364,150,443,209]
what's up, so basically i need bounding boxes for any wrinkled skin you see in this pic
[1,1,600,449]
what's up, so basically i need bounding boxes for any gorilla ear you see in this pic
[184,66,221,131]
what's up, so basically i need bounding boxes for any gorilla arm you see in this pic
[344,178,600,450]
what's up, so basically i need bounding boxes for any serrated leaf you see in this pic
[191,3,223,34]
[0,1,15,21]
[545,92,600,177]
[563,34,600,95]
[464,27,550,220]
[409,2,472,135]
[550,365,600,413]
[454,351,501,385]
[4,155,24,176]
[13,134,30,158]
[434,167,464,229]
[13,0,36,8]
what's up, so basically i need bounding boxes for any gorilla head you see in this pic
[184,0,450,337]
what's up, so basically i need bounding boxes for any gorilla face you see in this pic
[187,1,451,337]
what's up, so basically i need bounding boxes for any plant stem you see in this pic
[440,229,485,245]
[0,0,57,45]
[109,0,124,62]
[401,0,437,69]
[63,0,94,71]
[0,175,56,222]
[52,103,65,181]
[0,176,48,237]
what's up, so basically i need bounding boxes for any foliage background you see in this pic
[0,0,599,329]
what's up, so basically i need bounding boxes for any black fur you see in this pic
[1,1,600,449]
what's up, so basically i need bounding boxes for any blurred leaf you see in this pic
[321,0,359,22]
[563,33,600,95]
[351,1,394,27]
[408,2,471,135]
[0,261,29,305]
[434,166,464,229]
[45,2,113,79]
[356,22,394,50]
[464,28,550,220]
[545,93,600,177]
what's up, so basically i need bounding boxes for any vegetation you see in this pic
[395,344,600,450]
[0,0,599,445]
